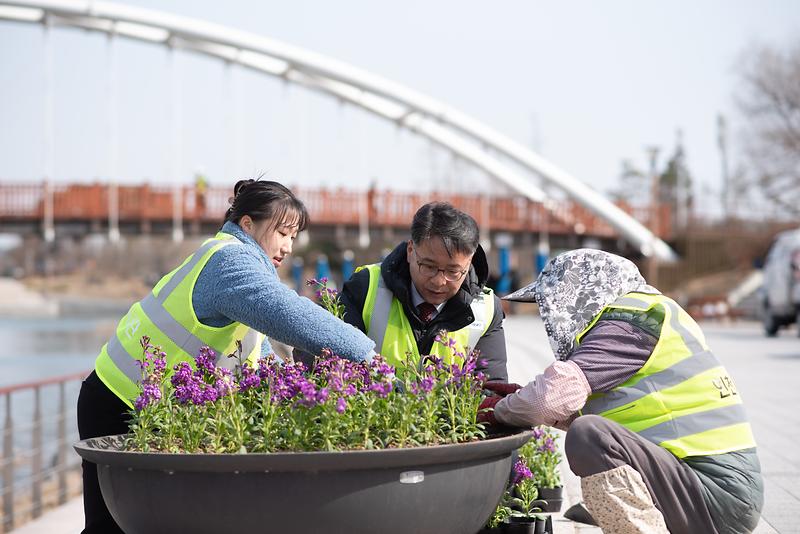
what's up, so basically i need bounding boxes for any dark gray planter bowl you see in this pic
[75,430,533,534]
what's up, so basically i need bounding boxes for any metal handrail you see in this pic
[1,370,90,533]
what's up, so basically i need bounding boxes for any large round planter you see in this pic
[75,430,533,534]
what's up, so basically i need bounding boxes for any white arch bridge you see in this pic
[0,0,677,261]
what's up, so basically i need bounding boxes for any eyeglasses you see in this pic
[415,261,468,282]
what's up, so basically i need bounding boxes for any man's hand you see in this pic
[482,381,522,397]
[477,395,503,425]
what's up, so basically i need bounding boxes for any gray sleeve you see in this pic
[567,320,656,393]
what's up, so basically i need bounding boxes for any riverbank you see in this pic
[0,275,147,318]
[0,278,58,317]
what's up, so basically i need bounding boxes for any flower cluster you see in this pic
[485,456,545,528]
[306,277,345,320]
[509,457,544,517]
[133,336,166,411]
[125,335,488,454]
[484,426,563,528]
[521,426,562,489]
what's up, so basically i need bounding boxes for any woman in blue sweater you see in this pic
[76,179,376,534]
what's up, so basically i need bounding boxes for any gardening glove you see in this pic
[482,381,522,397]
[477,395,503,425]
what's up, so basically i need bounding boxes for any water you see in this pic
[0,316,116,387]
[0,316,117,483]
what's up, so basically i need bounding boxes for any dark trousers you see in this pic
[76,371,130,534]
[565,415,718,534]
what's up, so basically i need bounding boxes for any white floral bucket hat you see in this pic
[503,249,658,360]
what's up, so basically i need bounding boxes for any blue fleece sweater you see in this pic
[191,221,375,362]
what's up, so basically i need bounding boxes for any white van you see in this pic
[759,228,800,336]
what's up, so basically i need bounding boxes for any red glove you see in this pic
[482,381,522,396]
[477,395,502,425]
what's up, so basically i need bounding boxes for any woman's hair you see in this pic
[224,178,309,232]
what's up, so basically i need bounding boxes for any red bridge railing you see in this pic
[0,181,672,239]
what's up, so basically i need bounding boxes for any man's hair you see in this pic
[411,202,479,257]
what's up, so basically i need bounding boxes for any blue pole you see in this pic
[342,250,355,281]
[535,240,550,275]
[497,246,511,295]
[292,257,304,291]
[316,254,331,284]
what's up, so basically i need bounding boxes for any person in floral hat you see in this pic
[480,249,763,534]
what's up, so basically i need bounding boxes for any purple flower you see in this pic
[296,378,320,408]
[420,355,444,371]
[371,356,395,380]
[257,357,276,381]
[174,381,202,404]
[153,351,167,373]
[195,346,217,375]
[171,361,193,386]
[433,333,456,349]
[419,376,435,393]
[214,373,236,398]
[539,436,557,454]
[239,366,261,391]
[201,385,219,404]
[512,459,533,485]
[369,380,392,398]
[336,397,347,414]
[133,383,162,411]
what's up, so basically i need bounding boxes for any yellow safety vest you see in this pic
[357,264,493,370]
[95,232,264,407]
[579,292,756,458]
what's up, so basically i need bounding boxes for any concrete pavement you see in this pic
[10,316,797,533]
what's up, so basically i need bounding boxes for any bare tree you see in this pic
[736,40,800,218]
[608,159,649,205]
[659,130,694,229]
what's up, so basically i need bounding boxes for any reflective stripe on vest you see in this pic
[579,292,755,458]
[358,264,493,369]
[96,233,263,406]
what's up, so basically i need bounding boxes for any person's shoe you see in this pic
[563,502,597,526]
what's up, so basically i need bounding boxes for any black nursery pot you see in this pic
[537,486,564,512]
[502,515,553,534]
[75,430,533,534]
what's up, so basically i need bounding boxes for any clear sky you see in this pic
[0,0,798,214]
